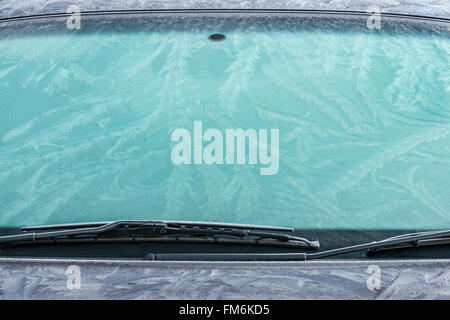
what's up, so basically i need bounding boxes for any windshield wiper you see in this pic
[0,220,320,250]
[145,229,450,261]
[305,229,450,259]
[3,222,446,260]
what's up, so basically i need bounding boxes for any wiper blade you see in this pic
[366,237,450,255]
[0,220,320,250]
[20,220,292,232]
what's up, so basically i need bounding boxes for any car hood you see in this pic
[0,258,449,299]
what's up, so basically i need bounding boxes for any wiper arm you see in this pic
[144,229,450,261]
[0,220,320,250]
[306,229,450,260]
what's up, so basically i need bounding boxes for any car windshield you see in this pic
[0,12,449,243]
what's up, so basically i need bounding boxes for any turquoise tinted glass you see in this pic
[0,14,449,229]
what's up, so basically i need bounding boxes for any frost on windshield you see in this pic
[0,16,449,229]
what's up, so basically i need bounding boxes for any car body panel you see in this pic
[0,0,448,21]
[0,258,449,299]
